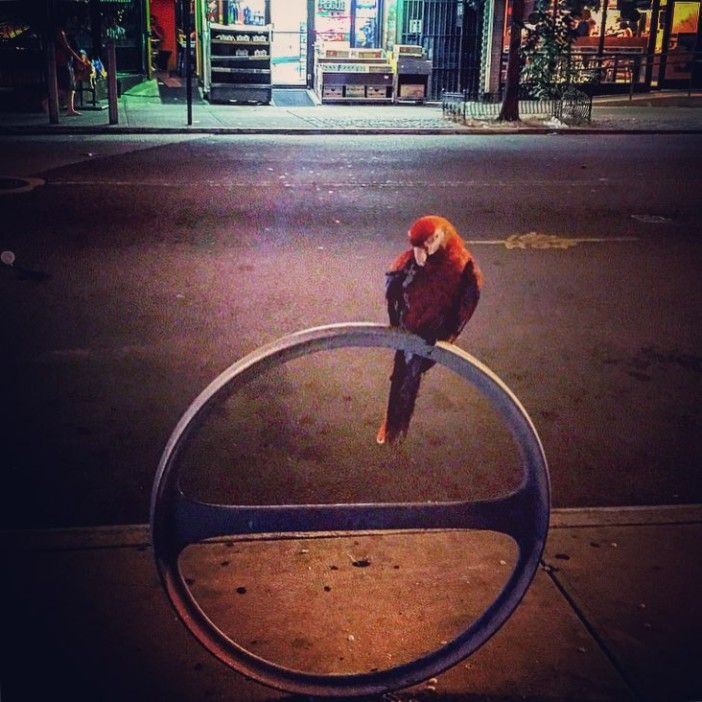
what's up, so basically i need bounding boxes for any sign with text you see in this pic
[318,0,346,14]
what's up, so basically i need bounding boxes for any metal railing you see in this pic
[570,49,702,99]
[441,86,592,124]
[444,48,701,124]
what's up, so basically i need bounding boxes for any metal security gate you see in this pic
[399,0,484,99]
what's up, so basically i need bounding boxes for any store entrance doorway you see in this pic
[270,0,309,86]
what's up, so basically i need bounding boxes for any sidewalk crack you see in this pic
[541,559,645,702]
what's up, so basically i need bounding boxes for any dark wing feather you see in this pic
[385,257,417,328]
[446,259,481,341]
[385,270,405,327]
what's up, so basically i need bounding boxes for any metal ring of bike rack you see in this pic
[150,323,550,698]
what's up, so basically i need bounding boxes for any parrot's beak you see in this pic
[413,246,427,267]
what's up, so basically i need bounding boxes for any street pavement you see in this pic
[1,504,700,701]
[0,89,701,134]
[2,133,700,527]
[1,91,700,701]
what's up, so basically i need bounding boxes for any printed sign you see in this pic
[318,0,346,13]
[320,62,371,72]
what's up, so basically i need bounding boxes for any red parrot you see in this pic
[377,215,483,445]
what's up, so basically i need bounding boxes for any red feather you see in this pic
[377,216,482,445]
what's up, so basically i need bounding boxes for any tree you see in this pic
[521,7,579,98]
[497,0,599,122]
[498,0,526,121]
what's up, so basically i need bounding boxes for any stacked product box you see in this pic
[390,45,433,103]
[314,46,393,103]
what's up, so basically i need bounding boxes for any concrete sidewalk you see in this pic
[1,504,700,702]
[0,89,701,135]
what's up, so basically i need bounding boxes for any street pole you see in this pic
[644,0,660,88]
[185,0,193,126]
[498,0,525,121]
[46,0,59,124]
[106,40,119,124]
[46,36,60,124]
[597,0,609,83]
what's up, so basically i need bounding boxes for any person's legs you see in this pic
[61,63,81,116]
[65,90,80,116]
[43,70,66,114]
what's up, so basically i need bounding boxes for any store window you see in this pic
[571,0,701,85]
[354,0,381,47]
[0,2,44,97]
[314,0,383,48]
[663,1,700,80]
[101,0,144,71]
[204,1,266,26]
[501,0,680,86]
[316,0,351,44]
[47,1,97,59]
[572,0,652,47]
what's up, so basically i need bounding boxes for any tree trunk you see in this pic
[498,0,525,121]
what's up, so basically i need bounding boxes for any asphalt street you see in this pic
[1,133,701,529]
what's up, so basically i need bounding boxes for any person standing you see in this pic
[149,14,166,71]
[43,17,85,116]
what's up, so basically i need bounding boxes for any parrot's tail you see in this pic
[376,351,434,445]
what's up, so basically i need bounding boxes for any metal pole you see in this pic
[689,52,696,97]
[46,36,60,124]
[45,0,60,124]
[629,62,635,99]
[106,40,119,124]
[597,0,608,58]
[645,0,661,87]
[694,9,702,92]
[185,0,193,126]
[457,1,464,91]
[658,0,674,87]
[596,0,609,85]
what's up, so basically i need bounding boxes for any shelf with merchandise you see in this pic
[314,46,394,104]
[205,22,272,104]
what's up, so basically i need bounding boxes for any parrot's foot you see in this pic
[376,421,387,445]
[376,420,407,446]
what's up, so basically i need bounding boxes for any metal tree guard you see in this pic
[150,323,550,697]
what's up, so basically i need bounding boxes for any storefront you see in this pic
[648,0,701,86]
[0,2,44,108]
[194,0,488,102]
[197,0,393,101]
[0,0,148,108]
[0,0,488,108]
[498,0,702,91]
[569,0,701,88]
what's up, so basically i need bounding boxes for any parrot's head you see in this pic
[408,215,457,267]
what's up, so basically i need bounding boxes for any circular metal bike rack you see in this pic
[150,323,550,698]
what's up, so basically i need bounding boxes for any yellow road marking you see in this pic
[468,232,639,249]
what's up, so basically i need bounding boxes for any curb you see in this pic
[3,504,700,551]
[2,125,702,136]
